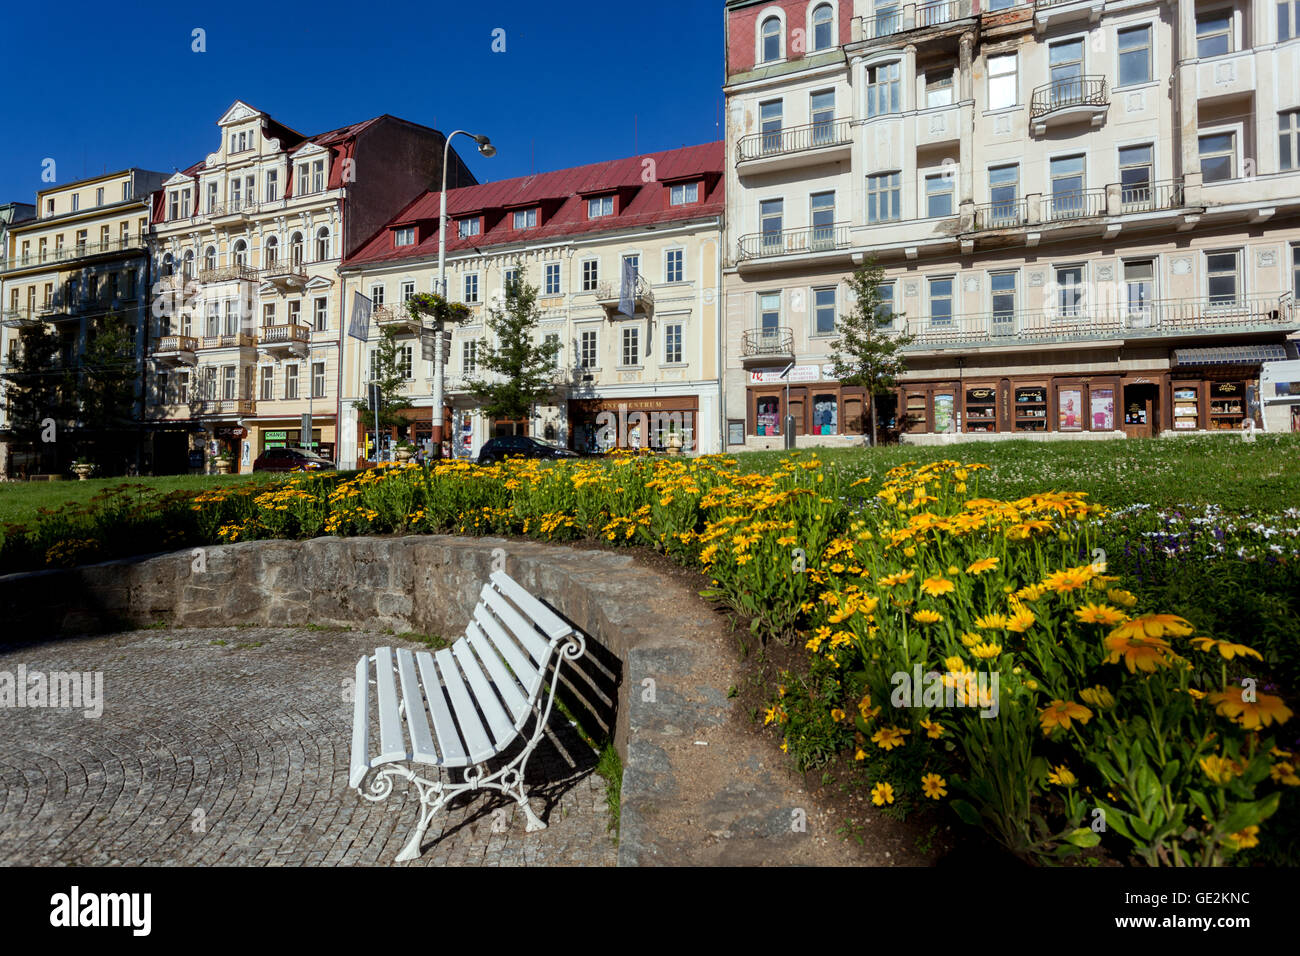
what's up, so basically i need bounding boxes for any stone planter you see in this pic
[72,463,94,481]
[214,459,233,475]
[395,446,414,462]
[665,434,684,456]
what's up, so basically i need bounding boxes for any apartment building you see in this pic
[147,101,474,473]
[336,143,724,466]
[723,0,1300,447]
[0,170,165,475]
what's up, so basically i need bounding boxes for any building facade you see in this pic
[146,102,474,473]
[1,171,164,476]
[723,0,1300,449]
[338,143,724,467]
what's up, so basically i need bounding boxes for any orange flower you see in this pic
[1207,689,1293,730]
[1038,699,1093,735]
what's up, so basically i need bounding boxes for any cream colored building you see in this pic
[723,0,1300,447]
[337,143,725,466]
[146,101,473,472]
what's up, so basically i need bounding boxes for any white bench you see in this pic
[349,570,586,862]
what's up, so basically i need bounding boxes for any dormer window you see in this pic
[296,159,326,196]
[669,183,700,206]
[811,4,833,51]
[394,226,415,247]
[761,16,782,63]
[513,208,539,229]
[457,217,481,239]
[588,195,614,218]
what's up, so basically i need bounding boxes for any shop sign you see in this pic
[214,426,246,440]
[749,365,821,384]
[264,430,286,441]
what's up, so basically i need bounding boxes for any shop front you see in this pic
[900,375,1127,437]
[355,405,447,462]
[252,419,336,464]
[745,365,869,443]
[568,396,699,452]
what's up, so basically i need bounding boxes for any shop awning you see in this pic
[1173,344,1288,367]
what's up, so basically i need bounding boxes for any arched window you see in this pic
[812,4,833,51]
[182,249,194,282]
[162,252,174,277]
[290,232,304,268]
[233,239,248,268]
[315,226,331,261]
[204,245,217,273]
[264,235,278,268]
[761,16,782,62]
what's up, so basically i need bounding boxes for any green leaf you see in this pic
[1066,827,1101,848]
[950,798,982,827]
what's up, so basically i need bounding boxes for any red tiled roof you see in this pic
[344,141,724,267]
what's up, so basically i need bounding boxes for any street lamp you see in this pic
[433,130,496,459]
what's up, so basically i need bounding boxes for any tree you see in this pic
[1,322,74,471]
[826,258,914,446]
[352,324,413,430]
[466,265,561,425]
[80,312,138,433]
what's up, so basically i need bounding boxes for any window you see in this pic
[588,195,614,218]
[223,300,238,335]
[266,170,278,202]
[1206,251,1241,306]
[1197,11,1232,56]
[1118,25,1152,86]
[811,3,833,51]
[264,235,278,268]
[401,280,415,302]
[669,182,699,205]
[290,233,304,267]
[1199,130,1236,182]
[504,267,519,292]
[464,273,480,303]
[760,100,783,152]
[582,259,599,291]
[761,16,782,62]
[579,330,598,368]
[810,90,836,143]
[1048,39,1084,106]
[169,191,182,220]
[866,62,901,116]
[312,159,325,193]
[260,366,274,400]
[394,226,415,247]
[1056,266,1085,317]
[201,367,216,401]
[1118,144,1154,204]
[759,292,781,336]
[664,322,683,363]
[1124,259,1156,325]
[1049,154,1086,218]
[665,249,683,283]
[313,297,328,331]
[463,340,478,374]
[545,262,561,295]
[288,300,302,327]
[513,208,538,229]
[990,272,1017,329]
[232,239,247,267]
[866,172,901,223]
[926,70,954,108]
[1282,0,1300,41]
[230,177,243,207]
[296,164,310,196]
[205,302,219,338]
[1280,110,1300,170]
[315,227,331,261]
[223,366,237,401]
[1294,244,1300,296]
[810,191,836,245]
[177,371,189,404]
[206,183,218,213]
[312,361,326,398]
[621,327,640,366]
[925,173,954,217]
[95,187,104,206]
[876,281,896,328]
[928,277,954,326]
[45,198,53,214]
[760,198,784,247]
[263,303,276,327]
[397,345,413,380]
[811,394,838,435]
[814,287,836,335]
[71,194,79,212]
[370,284,385,307]
[457,218,480,239]
[285,364,299,399]
[988,53,1018,110]
[543,332,561,369]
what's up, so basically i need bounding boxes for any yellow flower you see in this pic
[1107,588,1138,608]
[1074,603,1128,627]
[1042,565,1095,595]
[870,782,895,806]
[871,726,910,751]
[763,704,787,726]
[1189,637,1264,661]
[919,717,944,739]
[1199,755,1243,786]
[830,708,846,722]
[1269,761,1300,786]
[879,570,915,587]
[854,747,867,761]
[1103,628,1173,674]
[943,655,965,673]
[970,642,1002,660]
[966,556,999,575]
[912,609,943,625]
[1005,607,1036,633]
[1224,826,1260,850]
[1110,613,1194,640]
[974,613,1008,630]
[959,631,982,648]
[1078,685,1115,710]
[1207,689,1293,730]
[858,694,881,720]
[920,576,955,598]
[1047,765,1078,787]
[921,773,947,799]
[1038,699,1093,735]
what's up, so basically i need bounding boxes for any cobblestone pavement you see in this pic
[0,628,616,866]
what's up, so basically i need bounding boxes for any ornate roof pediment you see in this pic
[218,100,264,127]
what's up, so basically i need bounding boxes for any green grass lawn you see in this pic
[0,473,274,527]
[733,433,1300,511]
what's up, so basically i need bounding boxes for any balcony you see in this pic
[968,180,1187,238]
[198,332,258,350]
[0,234,148,274]
[1041,187,1108,223]
[1,307,40,329]
[736,223,851,269]
[1195,49,1256,102]
[594,274,655,317]
[259,263,309,292]
[258,324,310,358]
[740,326,795,363]
[852,0,974,44]
[1116,180,1185,216]
[197,264,261,285]
[374,304,422,333]
[736,119,852,175]
[152,335,199,367]
[1029,76,1108,133]
[1032,0,1103,32]
[191,399,257,417]
[973,198,1030,230]
[209,198,261,224]
[897,294,1297,350]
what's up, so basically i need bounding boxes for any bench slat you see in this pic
[490,570,574,641]
[435,647,495,764]
[466,624,531,731]
[481,584,551,668]
[416,651,467,767]
[395,648,439,764]
[473,604,546,702]
[374,647,408,765]
[348,655,370,788]
[453,637,516,748]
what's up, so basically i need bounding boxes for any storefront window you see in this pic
[1090,388,1115,431]
[1058,388,1083,431]
[1014,386,1048,431]
[1172,385,1198,429]
[812,394,837,435]
[756,397,781,436]
[1208,381,1245,430]
[964,386,997,433]
[933,393,956,433]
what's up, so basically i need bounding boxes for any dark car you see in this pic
[477,435,581,465]
[252,446,336,473]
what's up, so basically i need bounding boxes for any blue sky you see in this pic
[0,0,724,202]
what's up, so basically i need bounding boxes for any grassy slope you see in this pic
[0,473,273,527]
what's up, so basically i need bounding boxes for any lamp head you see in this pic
[474,134,497,158]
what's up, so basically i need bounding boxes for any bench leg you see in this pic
[361,766,449,863]
[395,791,451,863]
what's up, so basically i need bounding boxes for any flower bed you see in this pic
[1,452,1294,864]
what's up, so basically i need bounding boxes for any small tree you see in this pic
[467,265,561,426]
[2,322,75,470]
[80,312,138,431]
[827,258,913,446]
[351,324,413,430]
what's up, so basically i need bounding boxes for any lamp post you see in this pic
[433,130,496,459]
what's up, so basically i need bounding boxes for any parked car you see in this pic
[252,446,336,472]
[476,435,582,464]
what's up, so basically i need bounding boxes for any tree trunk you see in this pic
[866,394,876,448]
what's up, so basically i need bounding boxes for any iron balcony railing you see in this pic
[1030,75,1108,119]
[190,399,257,415]
[1118,179,1185,214]
[1043,187,1108,222]
[594,274,655,305]
[973,198,1029,229]
[0,234,148,273]
[853,0,972,41]
[209,198,261,217]
[197,264,261,284]
[897,294,1296,347]
[1035,0,1083,8]
[737,223,851,261]
[736,118,853,163]
[741,326,795,357]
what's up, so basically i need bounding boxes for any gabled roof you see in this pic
[345,141,724,267]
